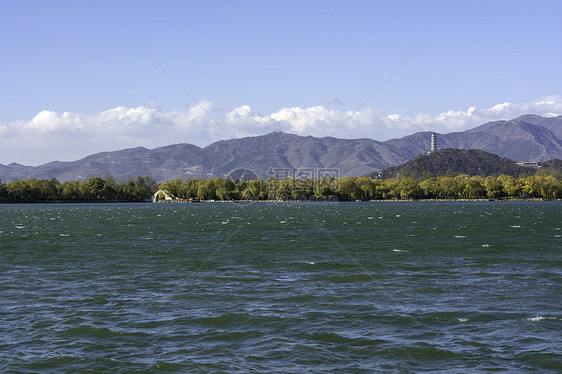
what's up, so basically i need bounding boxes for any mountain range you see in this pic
[1,115,561,183]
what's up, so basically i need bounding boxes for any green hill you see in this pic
[370,149,531,179]
[540,158,562,177]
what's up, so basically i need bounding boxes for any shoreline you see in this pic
[1,198,560,205]
[154,197,560,203]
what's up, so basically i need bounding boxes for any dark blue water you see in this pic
[1,202,561,372]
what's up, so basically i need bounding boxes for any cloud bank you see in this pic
[1,97,561,165]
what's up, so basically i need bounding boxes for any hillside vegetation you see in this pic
[371,149,556,179]
[540,158,562,177]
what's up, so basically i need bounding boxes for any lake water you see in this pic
[1,201,561,373]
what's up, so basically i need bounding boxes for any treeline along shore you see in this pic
[1,172,561,203]
[0,177,157,203]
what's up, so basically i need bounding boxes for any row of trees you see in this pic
[158,174,562,201]
[0,177,157,203]
[1,173,561,203]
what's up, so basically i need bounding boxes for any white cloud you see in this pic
[1,96,561,165]
[491,102,511,112]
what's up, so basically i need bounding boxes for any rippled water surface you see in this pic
[1,202,561,373]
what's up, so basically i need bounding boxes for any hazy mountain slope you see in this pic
[451,120,562,161]
[514,114,562,139]
[1,145,210,182]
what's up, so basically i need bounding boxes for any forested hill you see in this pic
[372,149,535,179]
[540,158,562,175]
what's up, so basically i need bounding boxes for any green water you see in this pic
[1,201,561,373]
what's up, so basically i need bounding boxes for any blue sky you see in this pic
[1,0,561,165]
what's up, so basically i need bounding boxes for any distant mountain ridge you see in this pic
[470,114,562,139]
[1,115,561,182]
